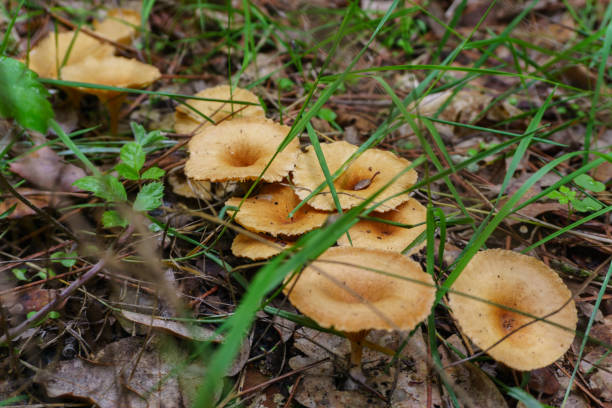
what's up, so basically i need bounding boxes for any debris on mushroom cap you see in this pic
[185,118,300,182]
[26,30,114,78]
[168,171,213,201]
[448,249,577,371]
[231,233,294,260]
[93,9,141,45]
[226,184,329,236]
[174,85,264,133]
[284,247,435,332]
[336,198,426,254]
[292,141,418,211]
[60,56,161,97]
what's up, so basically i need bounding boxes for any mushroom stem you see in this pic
[104,94,127,134]
[346,330,370,369]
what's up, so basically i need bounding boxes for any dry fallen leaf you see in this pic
[0,188,54,218]
[10,146,85,192]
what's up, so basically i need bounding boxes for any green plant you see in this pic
[73,123,166,228]
[546,174,605,213]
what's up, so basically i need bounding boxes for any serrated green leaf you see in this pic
[12,268,27,281]
[130,122,147,144]
[120,142,145,173]
[0,57,54,133]
[102,210,128,228]
[141,166,165,180]
[115,163,140,180]
[73,175,127,202]
[574,174,605,193]
[50,251,77,268]
[133,182,164,212]
[572,197,603,213]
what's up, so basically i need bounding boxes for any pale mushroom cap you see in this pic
[448,249,577,371]
[337,198,426,253]
[174,112,204,134]
[175,84,264,127]
[60,56,161,98]
[292,141,418,211]
[284,247,435,332]
[168,172,213,201]
[226,184,329,236]
[231,233,293,260]
[93,9,141,44]
[185,118,300,182]
[27,30,114,78]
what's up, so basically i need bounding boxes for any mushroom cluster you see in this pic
[25,8,161,132]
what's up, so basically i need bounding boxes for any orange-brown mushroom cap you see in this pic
[337,198,426,253]
[93,9,141,45]
[231,233,294,260]
[26,30,114,78]
[185,118,300,182]
[292,141,418,211]
[174,85,264,133]
[448,249,577,371]
[284,247,435,332]
[226,184,329,236]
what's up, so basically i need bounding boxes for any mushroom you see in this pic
[184,118,300,183]
[26,30,114,79]
[336,198,426,253]
[448,249,577,371]
[168,171,213,201]
[93,8,141,45]
[174,85,265,134]
[60,55,161,133]
[231,233,294,260]
[284,247,435,379]
[225,184,330,236]
[292,141,418,211]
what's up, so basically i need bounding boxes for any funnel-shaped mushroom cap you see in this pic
[60,56,161,98]
[292,141,418,211]
[448,249,577,371]
[226,184,329,236]
[337,198,426,253]
[27,30,114,78]
[93,9,141,44]
[185,118,300,182]
[284,247,435,332]
[231,233,293,260]
[174,85,264,133]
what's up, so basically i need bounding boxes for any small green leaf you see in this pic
[141,166,165,180]
[50,251,77,268]
[277,77,295,91]
[26,311,36,320]
[12,268,27,281]
[140,129,165,147]
[572,197,603,213]
[130,122,147,144]
[133,182,164,212]
[0,57,54,133]
[48,311,60,319]
[73,175,127,202]
[546,190,564,200]
[102,210,128,228]
[574,174,605,193]
[120,142,145,173]
[115,163,140,180]
[317,108,337,122]
[36,269,48,280]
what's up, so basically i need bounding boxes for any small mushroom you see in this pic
[231,233,294,260]
[284,247,435,378]
[226,184,329,236]
[448,249,577,371]
[61,56,161,133]
[185,118,300,183]
[174,85,265,134]
[93,9,141,45]
[336,198,426,253]
[292,141,418,211]
[26,30,114,79]
[167,170,213,201]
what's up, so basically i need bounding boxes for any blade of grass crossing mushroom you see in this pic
[562,262,612,406]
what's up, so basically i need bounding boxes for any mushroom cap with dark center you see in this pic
[292,141,418,211]
[448,249,577,371]
[60,56,161,98]
[226,184,329,236]
[185,118,300,182]
[337,198,426,253]
[27,30,114,79]
[284,247,435,332]
[93,9,141,45]
[174,85,264,133]
[231,233,293,260]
